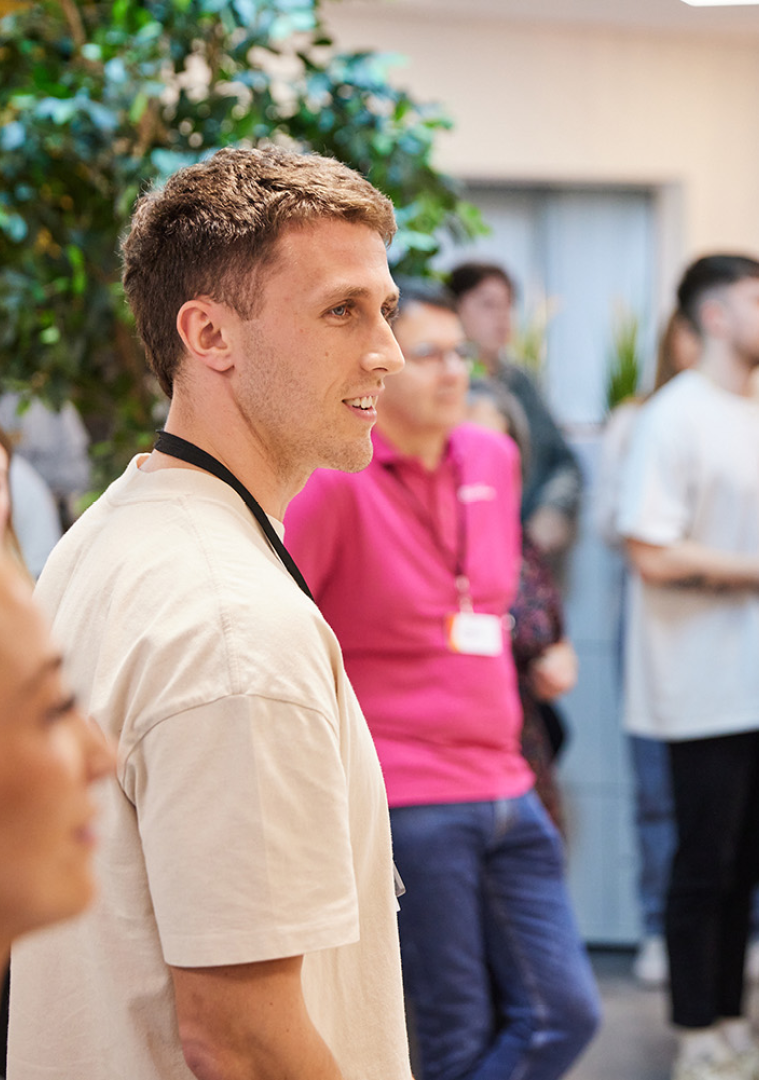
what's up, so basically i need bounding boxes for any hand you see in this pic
[528,639,578,701]
[525,506,573,555]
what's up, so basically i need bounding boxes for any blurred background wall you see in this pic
[325,0,759,279]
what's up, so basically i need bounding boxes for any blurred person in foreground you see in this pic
[286,281,600,1080]
[9,146,412,1080]
[0,448,100,1076]
[618,254,759,1080]
[0,557,113,961]
[449,261,582,561]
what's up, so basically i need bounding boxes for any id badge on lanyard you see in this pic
[445,574,504,657]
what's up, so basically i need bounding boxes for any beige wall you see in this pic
[324,4,759,298]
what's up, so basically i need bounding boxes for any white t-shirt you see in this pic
[8,458,411,1080]
[617,370,759,740]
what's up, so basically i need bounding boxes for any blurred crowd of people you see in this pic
[1,144,759,1080]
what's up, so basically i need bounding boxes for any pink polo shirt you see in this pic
[285,424,534,808]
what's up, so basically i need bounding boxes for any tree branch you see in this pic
[58,0,86,49]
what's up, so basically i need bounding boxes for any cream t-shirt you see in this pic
[618,371,759,739]
[9,458,411,1080]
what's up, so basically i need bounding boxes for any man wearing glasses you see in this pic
[285,280,600,1080]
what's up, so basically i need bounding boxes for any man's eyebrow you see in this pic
[320,285,400,307]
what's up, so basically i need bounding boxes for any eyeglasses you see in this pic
[403,342,478,372]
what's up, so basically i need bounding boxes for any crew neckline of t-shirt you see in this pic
[686,368,759,410]
[112,455,286,536]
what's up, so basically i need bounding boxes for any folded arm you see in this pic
[625,537,759,590]
[171,955,344,1080]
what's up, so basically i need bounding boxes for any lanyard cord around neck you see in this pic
[381,454,470,603]
[153,430,314,602]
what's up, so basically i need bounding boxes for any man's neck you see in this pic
[697,343,757,398]
[141,398,303,521]
[476,346,501,376]
[375,419,450,471]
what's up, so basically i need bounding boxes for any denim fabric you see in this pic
[628,734,677,936]
[390,792,600,1080]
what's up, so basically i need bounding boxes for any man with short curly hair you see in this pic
[9,146,410,1080]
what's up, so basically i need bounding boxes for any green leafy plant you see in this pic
[605,307,642,412]
[510,291,561,381]
[0,0,487,486]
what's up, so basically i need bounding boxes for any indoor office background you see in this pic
[325,0,759,946]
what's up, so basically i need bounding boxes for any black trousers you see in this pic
[666,730,759,1028]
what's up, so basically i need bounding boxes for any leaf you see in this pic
[150,148,203,178]
[35,97,78,124]
[233,0,259,22]
[104,57,128,85]
[1,0,484,491]
[605,308,643,411]
[128,91,149,124]
[0,121,25,151]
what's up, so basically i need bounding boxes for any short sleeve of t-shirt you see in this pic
[617,395,694,546]
[123,694,360,968]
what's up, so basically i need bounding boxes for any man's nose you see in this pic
[365,320,404,374]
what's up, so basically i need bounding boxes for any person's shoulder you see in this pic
[609,398,642,424]
[454,421,518,459]
[653,370,702,402]
[602,398,641,442]
[452,424,521,486]
[496,361,537,395]
[641,372,706,427]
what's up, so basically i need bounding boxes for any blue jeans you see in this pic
[628,734,677,937]
[390,792,601,1080]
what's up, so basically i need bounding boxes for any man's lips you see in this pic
[343,394,379,418]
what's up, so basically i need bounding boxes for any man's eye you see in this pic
[331,304,351,317]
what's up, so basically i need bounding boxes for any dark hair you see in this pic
[677,254,759,334]
[121,146,397,397]
[394,277,458,318]
[448,261,516,303]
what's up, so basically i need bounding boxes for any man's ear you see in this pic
[699,295,729,341]
[176,298,234,373]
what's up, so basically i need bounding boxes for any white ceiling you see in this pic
[334,0,759,37]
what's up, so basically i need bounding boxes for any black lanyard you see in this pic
[153,430,314,602]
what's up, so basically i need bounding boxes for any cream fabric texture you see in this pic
[8,458,411,1080]
[618,371,759,740]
